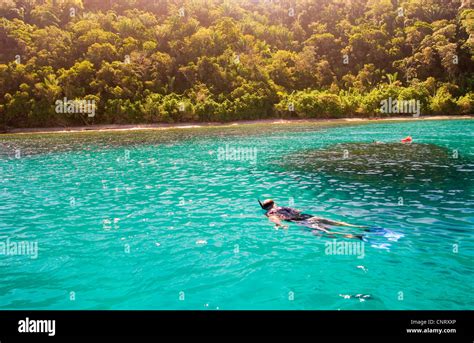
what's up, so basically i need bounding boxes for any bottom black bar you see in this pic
[0,311,472,339]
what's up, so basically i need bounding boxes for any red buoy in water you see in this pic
[401,136,413,143]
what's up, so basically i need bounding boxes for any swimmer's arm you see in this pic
[268,215,288,229]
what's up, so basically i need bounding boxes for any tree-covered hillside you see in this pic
[0,0,473,128]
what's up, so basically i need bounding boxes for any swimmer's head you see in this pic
[259,199,275,210]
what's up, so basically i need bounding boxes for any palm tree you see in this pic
[385,72,399,85]
[41,74,62,102]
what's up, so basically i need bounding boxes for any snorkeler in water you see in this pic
[259,199,367,239]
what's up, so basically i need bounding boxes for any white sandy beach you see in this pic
[2,115,472,135]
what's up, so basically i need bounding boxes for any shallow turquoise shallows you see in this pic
[0,119,473,310]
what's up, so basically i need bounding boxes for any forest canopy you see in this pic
[0,0,473,128]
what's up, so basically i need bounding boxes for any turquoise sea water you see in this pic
[0,119,473,310]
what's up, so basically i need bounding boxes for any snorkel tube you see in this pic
[258,199,265,209]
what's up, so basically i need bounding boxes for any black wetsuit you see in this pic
[266,206,311,221]
[266,206,330,232]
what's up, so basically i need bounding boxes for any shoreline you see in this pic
[2,115,472,135]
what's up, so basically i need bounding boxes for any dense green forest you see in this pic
[0,0,473,128]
